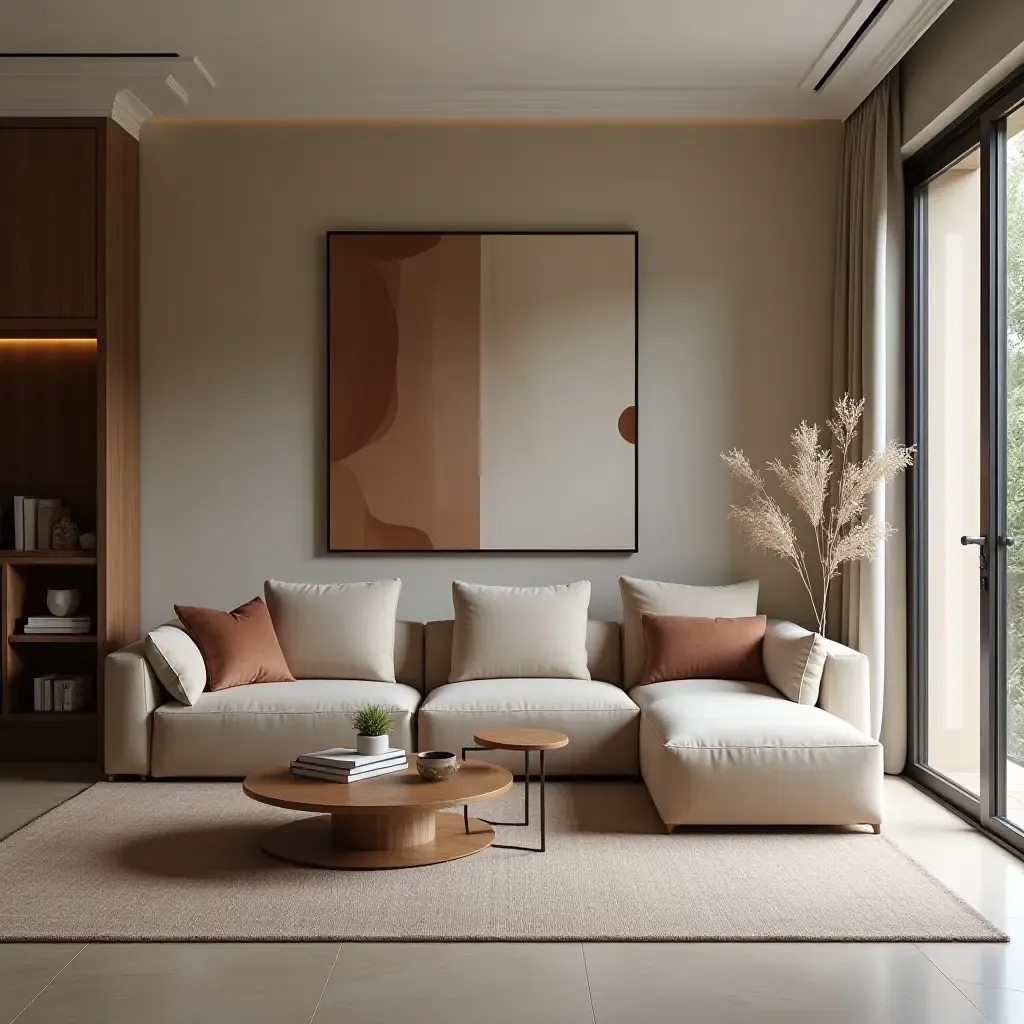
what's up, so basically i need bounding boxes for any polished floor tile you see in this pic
[0,944,83,1024]
[313,943,595,1024]
[0,782,91,813]
[955,979,1024,1022]
[13,943,341,1024]
[919,931,1024,992]
[583,943,989,1024]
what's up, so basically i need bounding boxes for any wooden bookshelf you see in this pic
[9,635,99,645]
[0,118,139,763]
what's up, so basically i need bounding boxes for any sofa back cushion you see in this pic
[449,581,592,682]
[619,576,760,687]
[426,619,622,691]
[264,579,401,682]
[638,613,768,686]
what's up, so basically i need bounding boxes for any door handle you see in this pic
[961,536,987,546]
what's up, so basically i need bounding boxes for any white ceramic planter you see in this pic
[46,588,81,617]
[356,733,389,756]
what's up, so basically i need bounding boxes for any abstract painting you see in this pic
[327,231,637,551]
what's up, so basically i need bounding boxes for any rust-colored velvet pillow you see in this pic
[174,597,295,691]
[639,613,768,686]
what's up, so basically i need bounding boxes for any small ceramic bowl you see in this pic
[417,750,459,782]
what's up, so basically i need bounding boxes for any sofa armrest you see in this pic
[104,640,167,776]
[816,637,873,739]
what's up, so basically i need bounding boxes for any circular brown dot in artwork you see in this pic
[618,405,636,444]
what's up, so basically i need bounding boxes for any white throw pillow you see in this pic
[619,576,760,686]
[762,619,829,705]
[264,579,401,682]
[450,581,592,682]
[145,624,207,706]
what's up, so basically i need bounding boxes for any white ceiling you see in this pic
[0,0,955,134]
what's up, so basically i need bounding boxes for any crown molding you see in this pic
[798,0,954,117]
[111,89,152,138]
[0,54,214,128]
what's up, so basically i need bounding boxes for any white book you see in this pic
[36,499,61,552]
[33,677,41,711]
[24,622,91,630]
[290,763,407,784]
[53,679,64,712]
[13,496,24,550]
[27,616,92,625]
[296,746,406,770]
[22,498,37,549]
[289,754,407,777]
[43,677,52,712]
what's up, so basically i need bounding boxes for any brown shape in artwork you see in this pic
[330,461,434,550]
[328,235,445,464]
[618,405,637,445]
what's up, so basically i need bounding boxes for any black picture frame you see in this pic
[325,229,639,554]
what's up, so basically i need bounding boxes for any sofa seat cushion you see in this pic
[151,680,420,778]
[632,679,883,827]
[417,678,639,776]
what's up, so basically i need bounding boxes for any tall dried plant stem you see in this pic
[746,473,819,620]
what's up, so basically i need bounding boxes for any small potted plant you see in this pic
[353,704,393,756]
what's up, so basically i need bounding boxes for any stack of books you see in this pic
[290,747,408,783]
[0,496,64,551]
[24,616,93,635]
[33,674,93,712]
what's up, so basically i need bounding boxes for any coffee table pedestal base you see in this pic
[260,811,495,869]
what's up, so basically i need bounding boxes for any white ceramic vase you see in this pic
[46,588,81,617]
[356,733,389,756]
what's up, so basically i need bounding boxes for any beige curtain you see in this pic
[832,70,907,774]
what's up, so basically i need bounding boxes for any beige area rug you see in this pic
[0,781,1005,942]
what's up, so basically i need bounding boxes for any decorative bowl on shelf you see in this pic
[416,751,459,782]
[46,588,81,617]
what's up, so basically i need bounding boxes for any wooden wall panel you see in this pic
[98,121,140,660]
[0,125,99,319]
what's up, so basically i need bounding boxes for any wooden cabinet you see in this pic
[0,125,98,320]
[0,119,138,763]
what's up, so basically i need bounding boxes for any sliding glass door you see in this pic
[908,72,1024,853]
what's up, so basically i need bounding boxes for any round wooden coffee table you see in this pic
[462,727,569,852]
[243,760,512,870]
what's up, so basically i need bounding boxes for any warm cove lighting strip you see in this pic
[0,338,97,345]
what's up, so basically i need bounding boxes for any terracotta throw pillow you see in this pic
[174,597,295,691]
[639,613,769,686]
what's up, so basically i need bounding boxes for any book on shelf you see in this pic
[22,497,37,549]
[289,761,407,784]
[24,616,93,635]
[35,499,62,552]
[294,746,407,770]
[8,496,62,551]
[32,674,93,712]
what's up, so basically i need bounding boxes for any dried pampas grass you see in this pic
[722,395,914,634]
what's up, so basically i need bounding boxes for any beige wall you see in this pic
[140,122,841,630]
[901,0,1024,151]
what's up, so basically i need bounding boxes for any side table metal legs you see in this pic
[461,746,548,852]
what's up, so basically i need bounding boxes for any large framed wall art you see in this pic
[327,231,637,552]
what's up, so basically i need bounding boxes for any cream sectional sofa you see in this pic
[418,620,639,776]
[104,615,883,831]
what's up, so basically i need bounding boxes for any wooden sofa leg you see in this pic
[870,824,881,834]
[106,774,116,782]
[665,823,675,835]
